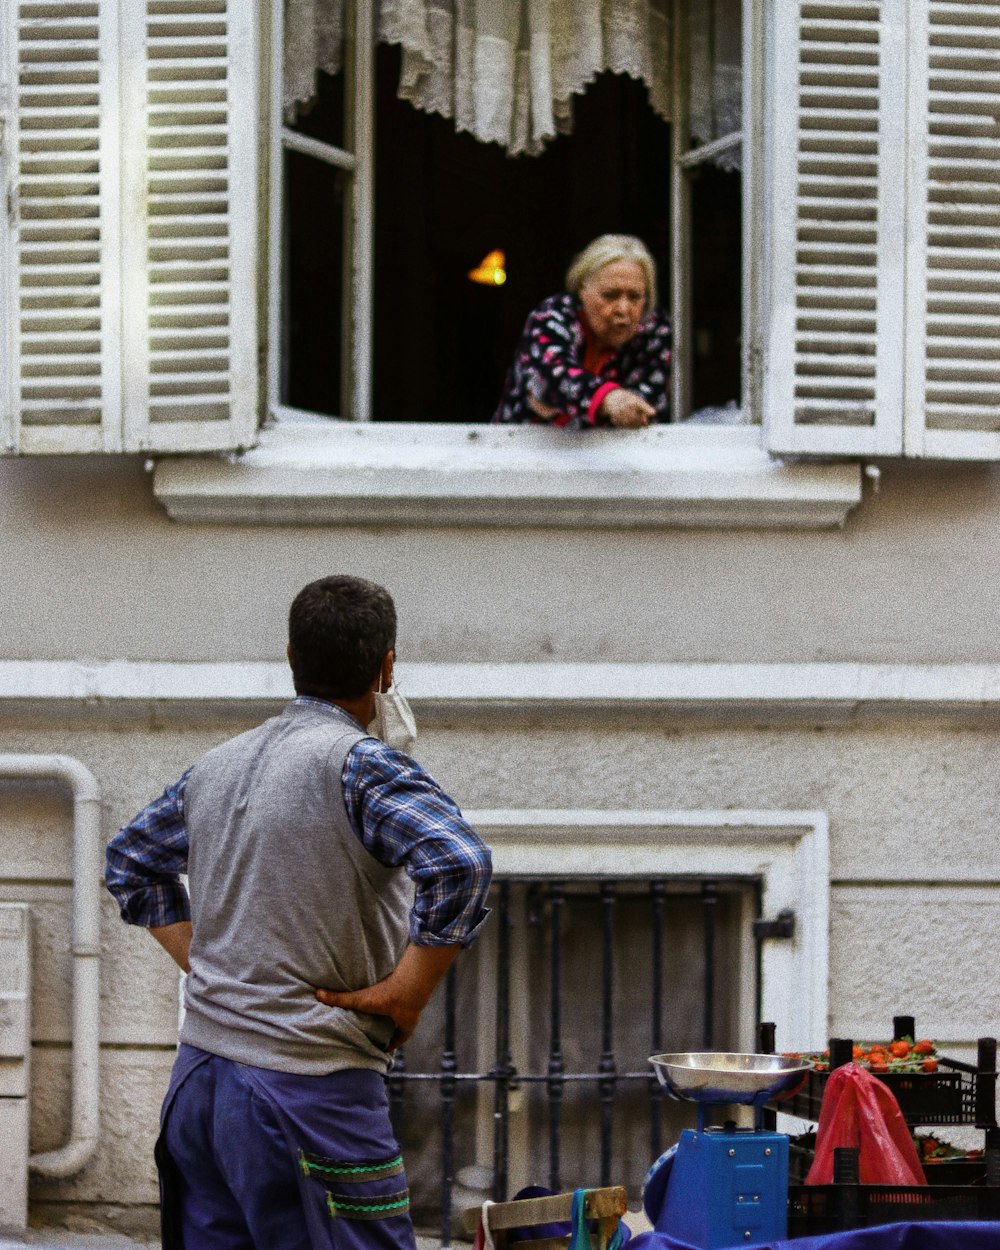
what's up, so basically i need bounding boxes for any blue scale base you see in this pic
[654,1128,789,1249]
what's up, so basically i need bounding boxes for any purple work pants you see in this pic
[157,1045,417,1250]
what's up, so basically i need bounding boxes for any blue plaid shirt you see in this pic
[105,698,492,947]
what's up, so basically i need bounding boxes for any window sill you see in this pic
[151,416,863,528]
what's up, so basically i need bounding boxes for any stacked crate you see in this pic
[760,1018,1000,1236]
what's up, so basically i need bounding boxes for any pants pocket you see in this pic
[298,1151,410,1222]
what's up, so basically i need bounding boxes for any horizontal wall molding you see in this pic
[151,419,863,529]
[5,660,1000,724]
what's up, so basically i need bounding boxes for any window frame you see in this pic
[670,0,753,426]
[268,0,376,424]
[269,0,760,428]
[150,0,865,529]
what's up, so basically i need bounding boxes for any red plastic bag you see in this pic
[805,1060,928,1186]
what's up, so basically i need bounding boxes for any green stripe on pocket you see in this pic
[326,1188,411,1221]
[299,1150,404,1184]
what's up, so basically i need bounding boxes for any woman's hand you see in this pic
[600,387,655,428]
[527,394,560,421]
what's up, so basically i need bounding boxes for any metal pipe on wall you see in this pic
[0,753,102,1178]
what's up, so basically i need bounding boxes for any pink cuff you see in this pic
[587,381,620,425]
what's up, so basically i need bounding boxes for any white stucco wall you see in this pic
[2,454,1000,666]
[1,451,999,1230]
[1,713,997,1226]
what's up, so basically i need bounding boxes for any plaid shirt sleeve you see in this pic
[104,769,193,927]
[342,739,492,947]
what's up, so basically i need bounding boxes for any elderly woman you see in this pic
[493,235,671,429]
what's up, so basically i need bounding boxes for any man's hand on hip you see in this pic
[150,920,192,973]
[315,942,460,1049]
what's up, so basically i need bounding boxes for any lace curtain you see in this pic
[284,0,741,163]
[688,0,742,169]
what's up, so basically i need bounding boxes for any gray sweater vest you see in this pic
[179,701,413,1074]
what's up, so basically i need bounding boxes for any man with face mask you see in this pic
[105,575,492,1250]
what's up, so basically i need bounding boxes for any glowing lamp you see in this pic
[468,249,506,286]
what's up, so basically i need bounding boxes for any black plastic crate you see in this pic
[789,1145,988,1187]
[922,1157,989,1186]
[765,1031,997,1128]
[776,1061,976,1126]
[788,1183,1000,1237]
[789,1140,814,1185]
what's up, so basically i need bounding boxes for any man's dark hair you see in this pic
[288,576,397,700]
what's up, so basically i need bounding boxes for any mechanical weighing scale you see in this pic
[643,1052,812,1249]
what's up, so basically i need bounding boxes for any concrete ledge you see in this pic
[5,661,1000,724]
[151,418,863,529]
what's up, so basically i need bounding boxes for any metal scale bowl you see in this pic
[644,1053,812,1249]
[650,1051,811,1129]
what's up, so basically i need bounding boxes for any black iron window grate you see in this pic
[388,875,760,1245]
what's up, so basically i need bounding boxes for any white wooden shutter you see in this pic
[1,0,259,455]
[764,0,908,456]
[118,0,259,452]
[903,0,1000,459]
[2,0,123,453]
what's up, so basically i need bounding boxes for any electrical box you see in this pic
[0,904,31,1231]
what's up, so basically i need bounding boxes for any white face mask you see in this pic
[368,682,418,752]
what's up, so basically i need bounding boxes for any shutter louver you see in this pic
[765,1,907,456]
[904,0,1000,458]
[5,0,123,453]
[120,0,258,452]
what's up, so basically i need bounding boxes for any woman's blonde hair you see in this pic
[565,234,657,310]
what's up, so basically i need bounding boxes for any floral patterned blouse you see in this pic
[492,293,672,429]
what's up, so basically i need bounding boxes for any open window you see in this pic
[274,0,744,424]
[5,0,997,464]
